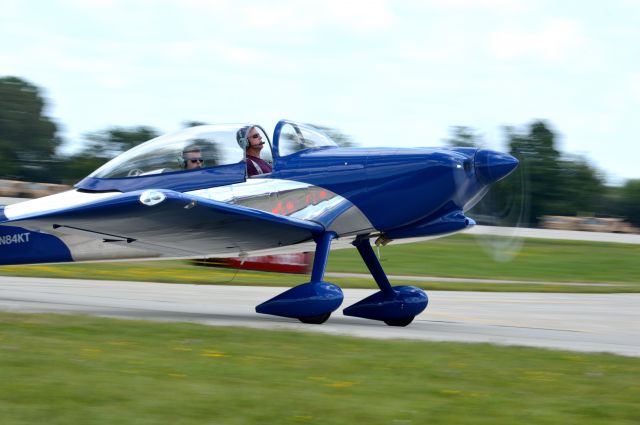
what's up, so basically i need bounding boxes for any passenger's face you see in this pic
[247,128,263,151]
[184,151,204,169]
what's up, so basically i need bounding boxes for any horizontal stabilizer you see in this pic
[0,224,72,265]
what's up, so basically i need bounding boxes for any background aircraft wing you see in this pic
[1,190,325,256]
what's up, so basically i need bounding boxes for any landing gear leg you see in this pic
[255,232,343,323]
[343,237,428,327]
[354,236,395,295]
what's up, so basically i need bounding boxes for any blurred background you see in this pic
[2,6,640,423]
[1,0,639,229]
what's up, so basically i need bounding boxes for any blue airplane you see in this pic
[0,120,518,326]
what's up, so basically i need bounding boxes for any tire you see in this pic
[384,316,415,327]
[298,313,331,324]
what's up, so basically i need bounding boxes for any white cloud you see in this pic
[429,0,525,10]
[241,0,394,33]
[218,45,263,64]
[245,6,296,28]
[324,0,394,32]
[58,0,134,14]
[488,17,586,61]
[630,72,640,102]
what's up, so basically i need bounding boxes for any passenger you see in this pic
[182,144,204,170]
[237,126,272,177]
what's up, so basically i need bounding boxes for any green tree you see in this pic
[595,185,625,218]
[77,126,159,159]
[182,120,209,128]
[0,76,61,181]
[444,126,483,148]
[55,126,160,182]
[554,155,605,216]
[307,124,357,147]
[506,120,562,226]
[619,179,640,227]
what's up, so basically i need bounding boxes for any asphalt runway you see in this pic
[1,276,638,357]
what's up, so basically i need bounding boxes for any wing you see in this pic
[1,189,325,257]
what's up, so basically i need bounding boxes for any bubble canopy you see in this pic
[88,124,268,179]
[75,121,338,193]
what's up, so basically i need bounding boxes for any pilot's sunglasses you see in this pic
[189,158,204,164]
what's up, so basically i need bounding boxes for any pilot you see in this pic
[182,144,204,170]
[237,126,272,177]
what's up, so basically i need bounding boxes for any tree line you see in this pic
[1,76,639,227]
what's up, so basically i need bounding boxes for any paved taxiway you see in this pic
[0,276,638,357]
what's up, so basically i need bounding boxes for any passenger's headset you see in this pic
[237,126,263,150]
[236,126,250,150]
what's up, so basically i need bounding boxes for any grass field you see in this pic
[1,312,639,425]
[331,234,640,283]
[1,235,639,293]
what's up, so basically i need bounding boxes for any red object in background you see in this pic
[192,252,313,274]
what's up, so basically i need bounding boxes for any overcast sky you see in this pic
[2,0,639,184]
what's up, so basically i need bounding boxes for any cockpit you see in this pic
[88,124,272,179]
[75,120,338,193]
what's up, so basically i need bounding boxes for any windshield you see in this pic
[89,125,271,179]
[275,121,338,157]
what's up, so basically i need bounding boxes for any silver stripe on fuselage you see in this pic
[188,178,374,235]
